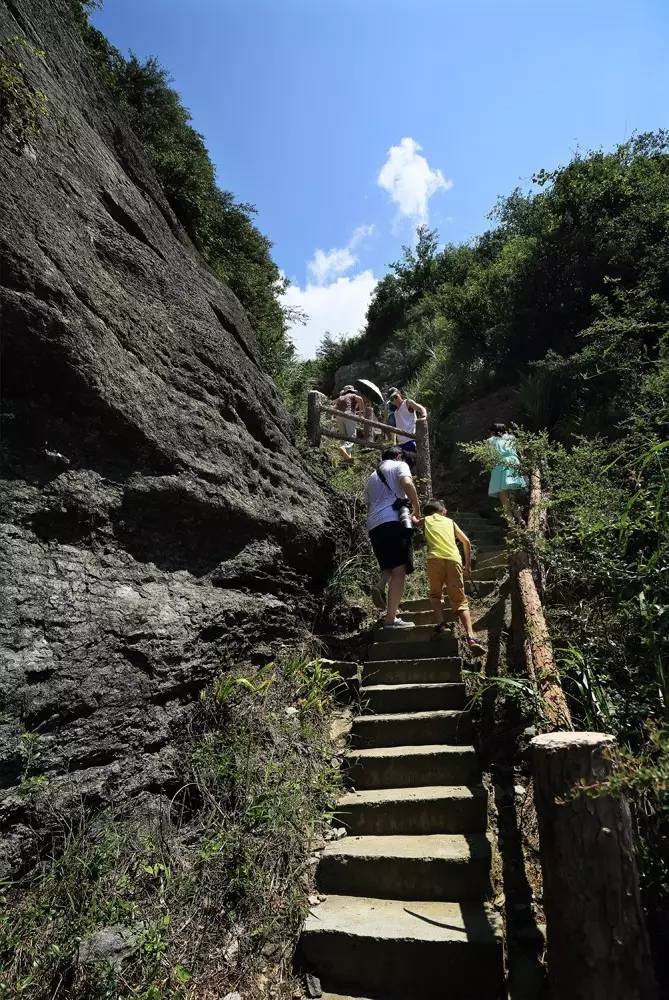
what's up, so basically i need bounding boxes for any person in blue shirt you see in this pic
[487,422,527,523]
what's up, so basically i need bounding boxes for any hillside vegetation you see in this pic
[310,132,669,973]
[69,0,297,379]
[5,0,667,989]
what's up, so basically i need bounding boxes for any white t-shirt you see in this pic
[394,400,417,435]
[366,459,412,531]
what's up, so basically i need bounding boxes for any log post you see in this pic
[414,417,432,499]
[510,548,571,730]
[510,466,570,729]
[531,732,658,1000]
[363,404,374,444]
[307,390,324,447]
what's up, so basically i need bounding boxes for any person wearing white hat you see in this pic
[332,385,364,461]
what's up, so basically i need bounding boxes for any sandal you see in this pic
[431,622,448,640]
[465,636,486,656]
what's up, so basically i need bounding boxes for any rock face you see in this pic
[0,0,335,873]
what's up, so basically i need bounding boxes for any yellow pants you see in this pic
[427,558,468,612]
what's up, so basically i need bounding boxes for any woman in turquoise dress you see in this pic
[487,422,527,522]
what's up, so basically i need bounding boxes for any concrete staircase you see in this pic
[301,512,507,1000]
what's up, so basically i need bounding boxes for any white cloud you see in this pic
[377,137,452,224]
[282,270,377,359]
[307,223,375,285]
[308,246,356,285]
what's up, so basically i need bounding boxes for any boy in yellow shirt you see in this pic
[421,499,485,655]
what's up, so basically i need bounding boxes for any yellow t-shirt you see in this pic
[424,514,462,564]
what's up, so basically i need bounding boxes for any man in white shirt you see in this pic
[366,448,422,629]
[386,388,427,456]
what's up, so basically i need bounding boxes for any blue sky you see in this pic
[93,0,669,357]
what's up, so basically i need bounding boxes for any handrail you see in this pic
[307,389,432,497]
[318,403,416,440]
[509,467,572,730]
[517,471,657,998]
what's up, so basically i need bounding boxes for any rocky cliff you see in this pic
[0,0,335,873]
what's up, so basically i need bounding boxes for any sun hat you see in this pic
[340,385,355,393]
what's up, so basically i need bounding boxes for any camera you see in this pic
[392,497,414,535]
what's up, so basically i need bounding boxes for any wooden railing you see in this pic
[510,469,658,999]
[510,468,571,730]
[307,390,432,497]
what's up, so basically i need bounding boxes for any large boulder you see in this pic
[0,0,335,872]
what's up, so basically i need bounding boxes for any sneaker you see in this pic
[383,618,416,630]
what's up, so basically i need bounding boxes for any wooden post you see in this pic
[510,548,571,730]
[414,417,432,499]
[307,390,324,447]
[531,732,658,1000]
[510,466,571,730]
[363,404,374,444]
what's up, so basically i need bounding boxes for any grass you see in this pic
[0,650,343,1000]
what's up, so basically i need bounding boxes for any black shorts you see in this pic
[369,521,414,573]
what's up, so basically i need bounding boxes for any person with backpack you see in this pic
[366,447,421,629]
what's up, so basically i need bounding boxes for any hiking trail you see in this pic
[300,510,509,999]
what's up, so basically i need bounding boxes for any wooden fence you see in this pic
[511,470,658,999]
[307,390,432,497]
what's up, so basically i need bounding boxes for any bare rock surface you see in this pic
[0,0,335,872]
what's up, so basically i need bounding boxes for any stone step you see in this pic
[317,833,493,901]
[344,744,480,790]
[336,785,488,835]
[372,623,455,644]
[458,523,504,534]
[300,894,504,998]
[457,527,504,543]
[362,656,462,686]
[322,994,378,1000]
[474,549,508,569]
[401,584,497,612]
[471,565,507,582]
[351,710,472,749]
[360,682,466,714]
[400,609,452,626]
[368,636,458,661]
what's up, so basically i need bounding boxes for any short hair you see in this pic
[423,498,447,517]
[381,447,403,462]
[490,422,507,436]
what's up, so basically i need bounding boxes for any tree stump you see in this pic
[531,732,657,1000]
